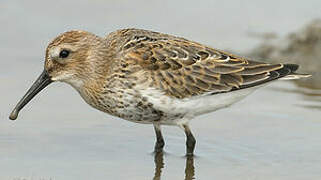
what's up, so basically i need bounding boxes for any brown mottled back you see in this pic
[112,29,292,99]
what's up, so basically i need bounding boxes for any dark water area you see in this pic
[1,0,321,179]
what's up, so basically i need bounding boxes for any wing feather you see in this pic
[118,29,295,98]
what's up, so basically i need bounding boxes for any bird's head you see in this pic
[46,30,105,85]
[9,30,106,120]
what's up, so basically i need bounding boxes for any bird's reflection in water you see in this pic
[153,152,164,180]
[184,156,195,180]
[153,152,195,180]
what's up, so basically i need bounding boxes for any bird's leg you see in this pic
[153,124,165,153]
[182,124,196,156]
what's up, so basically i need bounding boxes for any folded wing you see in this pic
[119,30,301,99]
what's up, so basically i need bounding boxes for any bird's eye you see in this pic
[59,49,70,58]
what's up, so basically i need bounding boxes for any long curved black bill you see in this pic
[9,70,52,120]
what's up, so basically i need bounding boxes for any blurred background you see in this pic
[1,0,320,179]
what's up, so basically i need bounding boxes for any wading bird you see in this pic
[9,29,310,156]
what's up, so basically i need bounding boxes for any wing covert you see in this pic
[118,31,284,98]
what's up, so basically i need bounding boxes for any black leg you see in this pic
[182,124,196,156]
[153,124,165,153]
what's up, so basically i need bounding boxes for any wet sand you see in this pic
[1,0,321,179]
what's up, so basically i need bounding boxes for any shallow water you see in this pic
[1,0,321,179]
[2,82,321,180]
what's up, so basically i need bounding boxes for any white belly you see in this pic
[140,87,259,125]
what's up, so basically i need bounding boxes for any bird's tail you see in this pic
[279,64,311,80]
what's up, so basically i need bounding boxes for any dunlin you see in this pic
[9,29,310,155]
